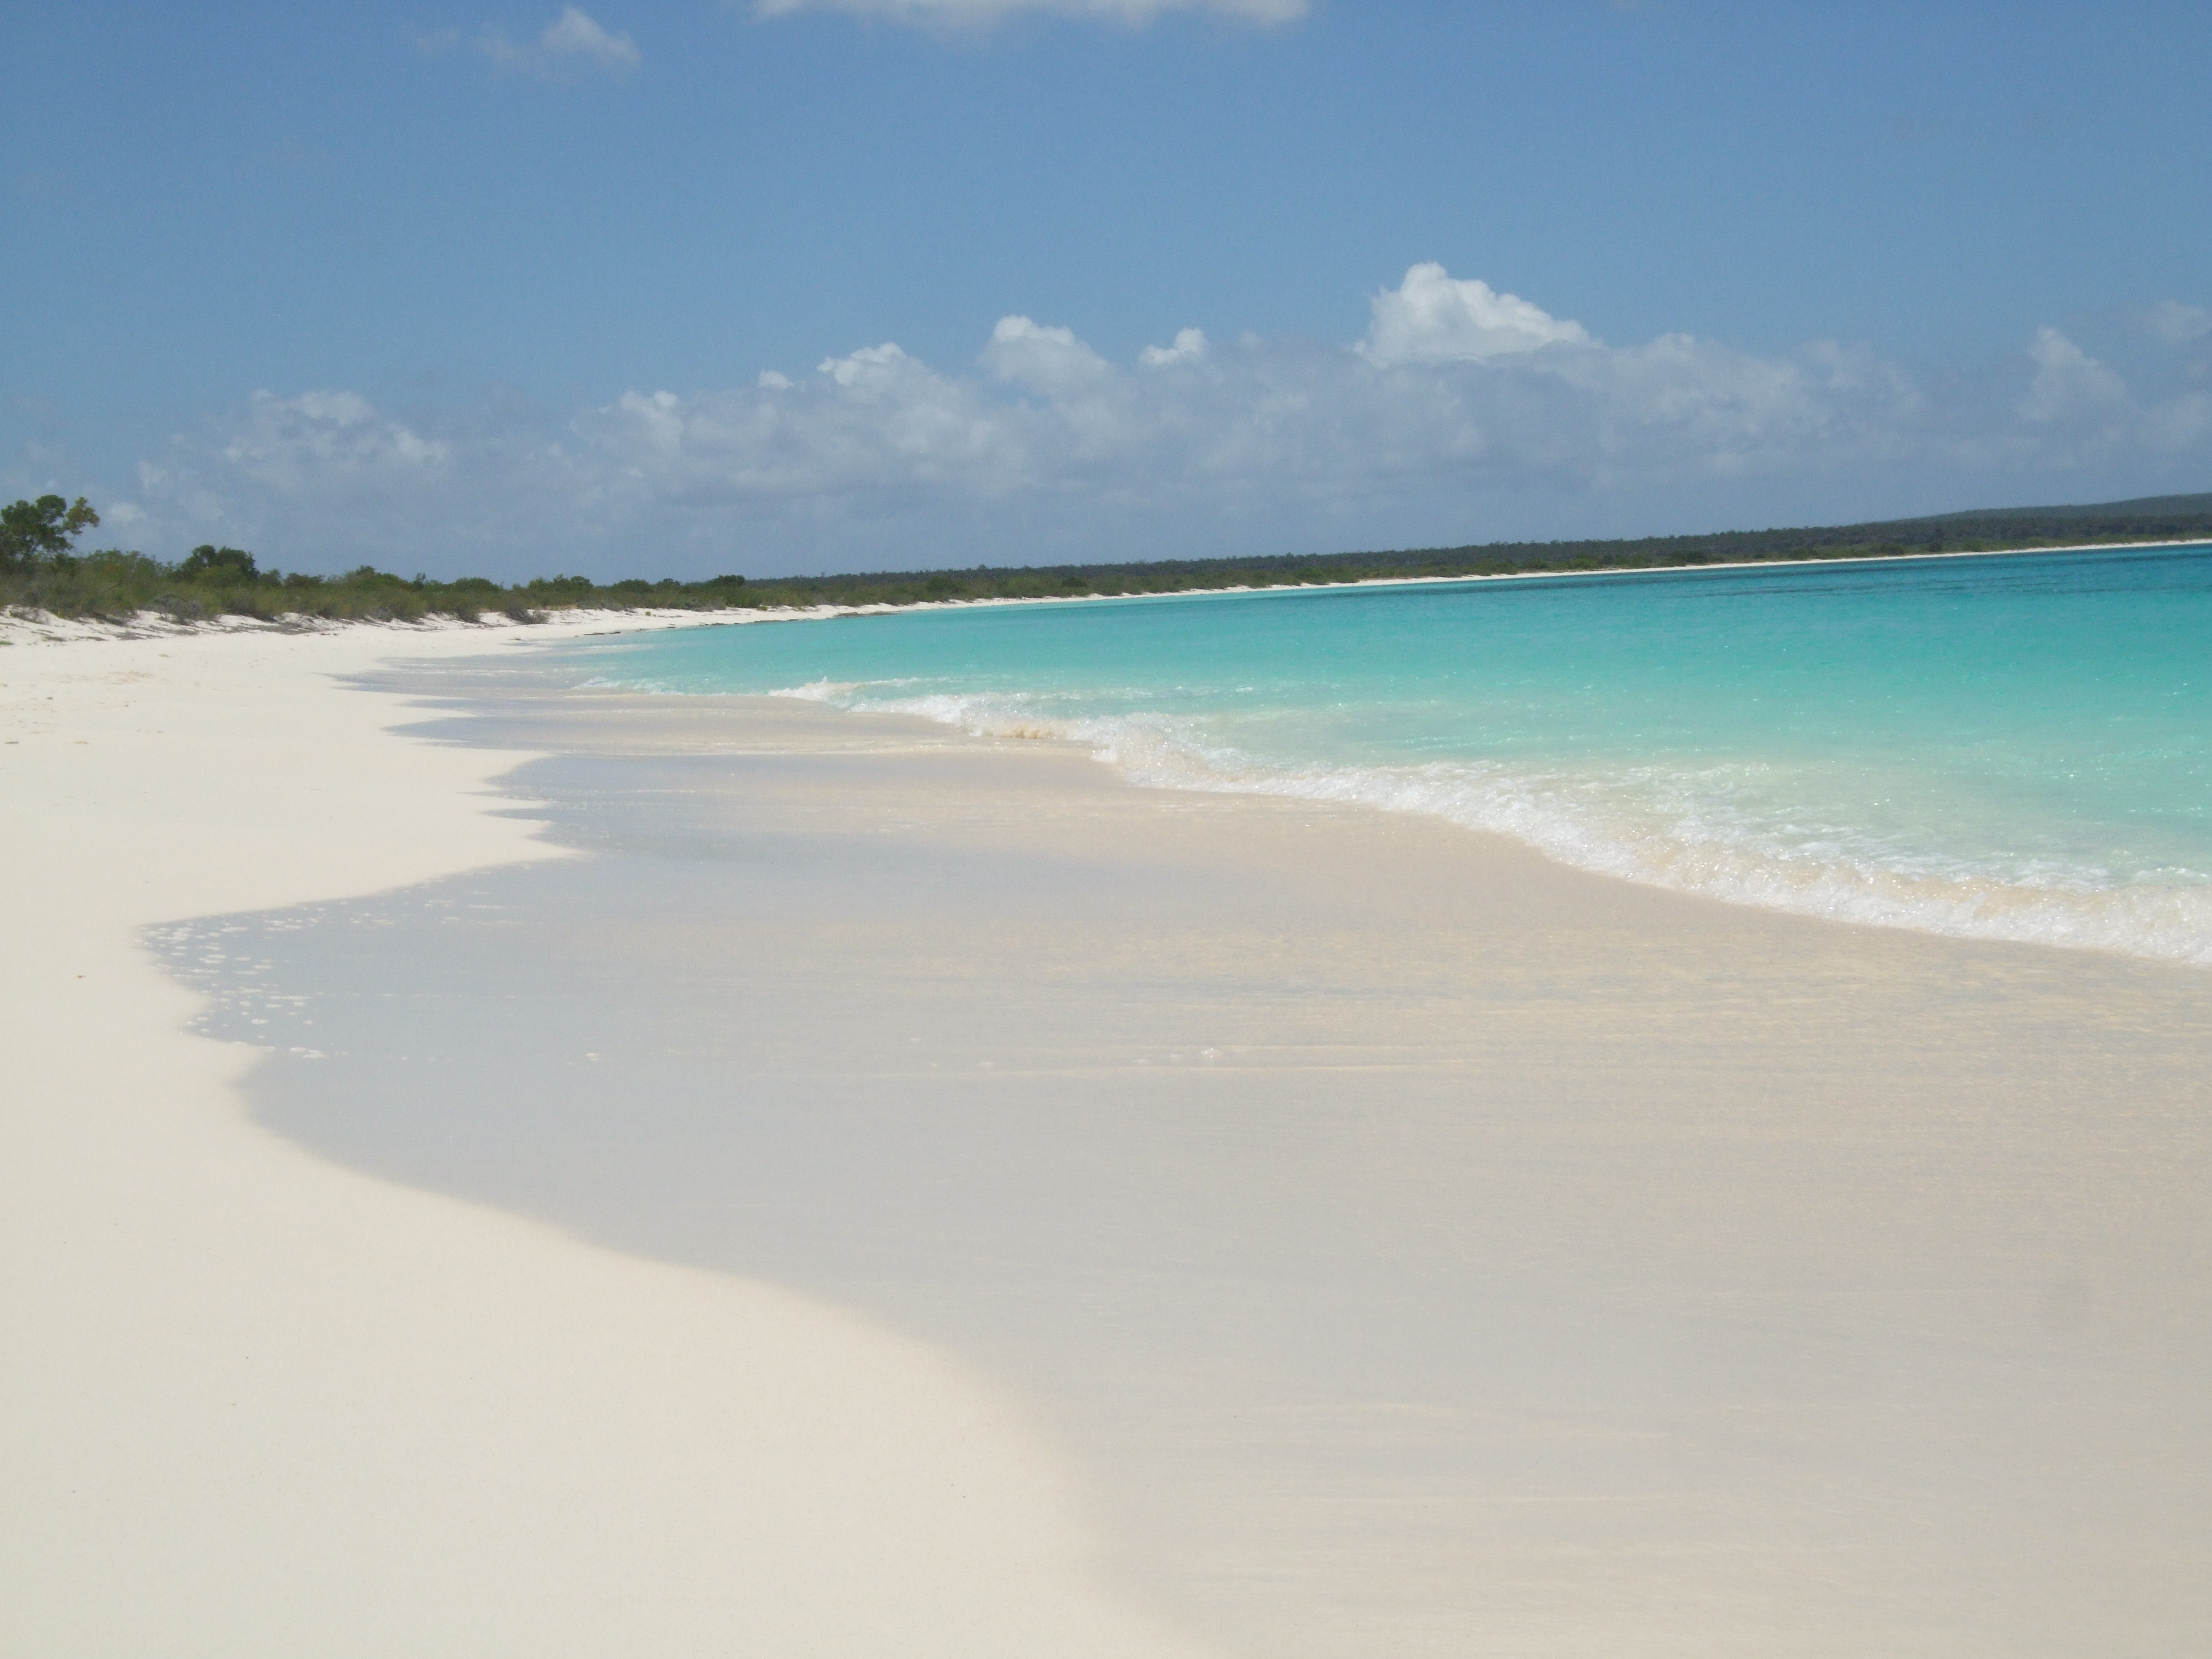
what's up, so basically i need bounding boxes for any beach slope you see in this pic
[0,619,1214,1659]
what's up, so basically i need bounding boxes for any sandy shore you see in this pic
[8,612,2211,1656]
[233,672,2212,1657]
[0,617,1217,1658]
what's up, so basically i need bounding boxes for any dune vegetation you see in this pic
[4,491,2207,625]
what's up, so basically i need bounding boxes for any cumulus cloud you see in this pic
[1140,327,1209,368]
[114,265,2212,578]
[482,7,640,79]
[982,316,1115,396]
[138,390,444,514]
[1360,263,1594,366]
[2020,327,2128,425]
[753,0,1305,28]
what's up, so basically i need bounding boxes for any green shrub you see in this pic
[8,494,2209,627]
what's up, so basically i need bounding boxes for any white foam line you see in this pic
[830,689,2212,969]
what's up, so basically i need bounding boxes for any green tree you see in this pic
[178,544,259,580]
[0,495,100,572]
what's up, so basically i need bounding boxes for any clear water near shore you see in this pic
[573,545,2212,964]
[161,678,2212,1657]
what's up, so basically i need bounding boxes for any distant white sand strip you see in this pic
[0,617,1213,1658]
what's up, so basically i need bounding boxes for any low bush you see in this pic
[6,495,2208,626]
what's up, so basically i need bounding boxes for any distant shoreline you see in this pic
[595,530,2212,630]
[837,531,2212,615]
[6,533,2207,648]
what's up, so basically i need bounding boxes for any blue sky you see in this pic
[6,1,2209,578]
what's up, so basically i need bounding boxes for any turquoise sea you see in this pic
[574,546,2212,966]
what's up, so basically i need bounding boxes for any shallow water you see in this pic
[573,546,2212,964]
[157,679,2212,1658]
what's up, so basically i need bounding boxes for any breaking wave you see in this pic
[780,680,2212,967]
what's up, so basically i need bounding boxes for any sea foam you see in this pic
[796,681,2212,967]
[583,547,2212,969]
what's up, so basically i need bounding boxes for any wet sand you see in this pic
[179,669,2212,1657]
[1,620,1214,1659]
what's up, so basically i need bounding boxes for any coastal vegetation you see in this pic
[3,490,2208,624]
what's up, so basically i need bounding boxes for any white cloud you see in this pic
[482,7,640,79]
[1360,263,1594,366]
[753,0,1305,28]
[210,389,450,489]
[115,266,2212,578]
[2144,300,2212,345]
[2019,327,2128,426]
[1140,327,1209,368]
[982,316,1114,395]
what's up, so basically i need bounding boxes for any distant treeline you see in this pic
[738,493,2212,609]
[3,491,2209,624]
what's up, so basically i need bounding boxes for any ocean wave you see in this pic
[773,679,869,702]
[815,682,2212,968]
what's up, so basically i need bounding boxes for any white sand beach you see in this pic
[17,0,2208,1645]
[0,615,1218,1659]
[6,613,2210,1657]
